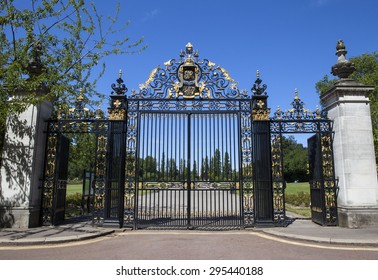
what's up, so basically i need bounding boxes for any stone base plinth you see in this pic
[0,207,40,228]
[338,207,378,228]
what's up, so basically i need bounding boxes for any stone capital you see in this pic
[321,79,374,111]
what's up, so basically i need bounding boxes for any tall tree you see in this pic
[213,148,221,180]
[192,160,198,181]
[0,0,145,165]
[201,156,209,181]
[222,151,231,180]
[168,158,178,180]
[316,53,378,162]
[67,133,96,180]
[160,152,166,180]
[282,136,308,182]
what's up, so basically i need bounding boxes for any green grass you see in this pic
[286,206,311,218]
[67,183,82,195]
[285,182,310,195]
[285,182,311,218]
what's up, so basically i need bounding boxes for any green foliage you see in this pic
[67,133,95,180]
[316,53,378,163]
[285,191,310,207]
[66,192,82,206]
[285,182,309,195]
[139,150,238,182]
[0,0,145,136]
[282,136,309,182]
[65,192,82,217]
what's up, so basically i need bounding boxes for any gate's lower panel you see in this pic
[136,186,242,229]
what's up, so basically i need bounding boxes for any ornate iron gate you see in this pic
[40,91,108,226]
[40,43,338,228]
[124,43,252,229]
[270,91,338,226]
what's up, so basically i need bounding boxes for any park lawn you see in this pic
[285,182,311,218]
[285,182,310,195]
[67,183,82,195]
[286,206,311,218]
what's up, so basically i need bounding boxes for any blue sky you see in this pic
[95,0,378,113]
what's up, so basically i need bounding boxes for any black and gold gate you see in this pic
[40,43,338,228]
[270,91,338,226]
[125,43,253,229]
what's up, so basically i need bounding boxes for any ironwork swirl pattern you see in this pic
[134,44,245,100]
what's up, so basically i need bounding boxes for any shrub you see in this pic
[66,192,82,207]
[285,191,310,207]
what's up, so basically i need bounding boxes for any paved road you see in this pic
[1,231,378,260]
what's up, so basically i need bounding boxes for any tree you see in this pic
[144,155,157,180]
[316,53,378,162]
[160,152,166,179]
[201,156,209,181]
[67,133,96,180]
[222,151,231,180]
[0,0,145,164]
[213,148,221,180]
[167,158,178,180]
[192,160,198,181]
[282,136,308,182]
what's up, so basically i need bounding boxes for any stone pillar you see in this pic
[321,40,378,228]
[0,98,52,228]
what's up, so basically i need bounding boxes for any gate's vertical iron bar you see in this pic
[216,115,223,181]
[205,114,208,182]
[169,113,172,181]
[134,107,141,228]
[145,113,149,182]
[197,114,200,184]
[237,111,243,226]
[137,113,146,184]
[158,113,161,181]
[230,115,234,181]
[154,113,157,182]
[187,113,192,229]
[174,114,178,183]
[227,114,233,182]
[180,114,184,182]
[149,113,153,182]
[148,114,152,219]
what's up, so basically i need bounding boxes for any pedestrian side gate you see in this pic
[40,43,338,229]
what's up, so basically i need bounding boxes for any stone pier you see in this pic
[321,40,378,228]
[0,99,51,228]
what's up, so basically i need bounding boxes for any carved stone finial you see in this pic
[27,40,43,76]
[331,39,356,79]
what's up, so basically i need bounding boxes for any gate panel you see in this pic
[104,121,127,227]
[136,112,188,228]
[308,134,325,225]
[135,112,242,228]
[308,133,338,226]
[52,135,69,225]
[190,113,242,228]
